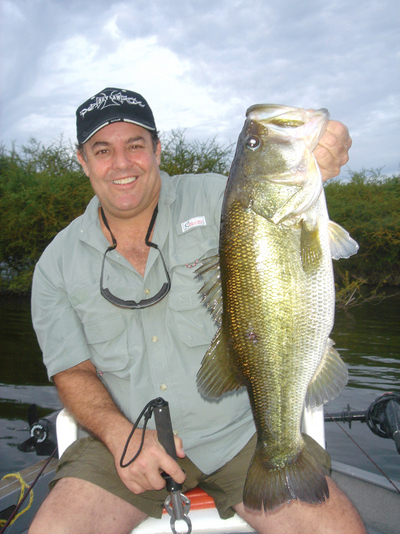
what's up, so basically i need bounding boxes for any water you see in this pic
[0,294,399,484]
[325,290,400,483]
[0,298,62,478]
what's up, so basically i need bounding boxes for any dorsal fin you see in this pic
[197,327,244,398]
[195,254,223,326]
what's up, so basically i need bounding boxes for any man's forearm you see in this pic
[53,359,133,456]
[53,359,187,493]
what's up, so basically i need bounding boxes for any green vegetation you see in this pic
[325,168,400,306]
[160,129,233,176]
[0,132,233,294]
[0,135,398,298]
[0,139,93,293]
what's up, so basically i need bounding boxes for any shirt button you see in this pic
[160,384,167,391]
[145,288,150,295]
[173,430,179,437]
[152,336,159,343]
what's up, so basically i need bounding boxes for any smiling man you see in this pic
[78,123,161,219]
[29,87,365,534]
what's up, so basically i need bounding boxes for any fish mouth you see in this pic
[110,176,138,185]
[246,104,329,133]
[246,104,308,127]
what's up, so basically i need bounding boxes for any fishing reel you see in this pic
[325,392,400,454]
[365,392,400,453]
[17,404,58,456]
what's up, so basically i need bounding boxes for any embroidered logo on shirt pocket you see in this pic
[181,216,206,233]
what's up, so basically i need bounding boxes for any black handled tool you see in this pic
[153,397,192,534]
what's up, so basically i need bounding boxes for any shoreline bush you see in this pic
[325,168,400,290]
[0,137,398,297]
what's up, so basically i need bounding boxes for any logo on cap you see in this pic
[76,87,156,144]
[79,89,146,119]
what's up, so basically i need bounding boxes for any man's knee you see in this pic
[233,477,365,534]
[29,477,147,534]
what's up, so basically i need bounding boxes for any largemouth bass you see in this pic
[196,104,358,511]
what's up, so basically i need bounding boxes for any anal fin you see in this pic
[306,338,348,408]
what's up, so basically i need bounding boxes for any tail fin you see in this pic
[243,438,329,512]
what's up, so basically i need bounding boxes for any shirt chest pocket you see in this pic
[82,314,129,372]
[169,222,218,266]
[166,224,219,348]
[168,291,218,348]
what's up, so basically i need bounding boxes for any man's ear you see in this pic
[155,140,162,165]
[76,150,90,177]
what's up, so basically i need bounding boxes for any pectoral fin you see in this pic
[305,339,348,408]
[197,327,244,398]
[328,221,359,260]
[300,221,323,271]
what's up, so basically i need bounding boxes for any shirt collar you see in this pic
[78,170,176,251]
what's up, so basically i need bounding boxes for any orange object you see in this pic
[162,487,216,513]
[185,487,216,510]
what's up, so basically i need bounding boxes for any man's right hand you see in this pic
[114,426,186,494]
[54,361,186,494]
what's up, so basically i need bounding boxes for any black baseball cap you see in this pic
[76,87,156,144]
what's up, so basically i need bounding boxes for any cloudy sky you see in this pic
[1,0,399,177]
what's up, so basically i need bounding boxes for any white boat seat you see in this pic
[55,406,324,533]
[55,409,255,533]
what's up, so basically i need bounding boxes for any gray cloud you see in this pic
[1,0,399,176]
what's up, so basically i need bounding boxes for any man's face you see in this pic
[77,122,161,220]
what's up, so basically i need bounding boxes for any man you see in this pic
[29,87,365,534]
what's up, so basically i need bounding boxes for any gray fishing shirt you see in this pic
[31,171,255,473]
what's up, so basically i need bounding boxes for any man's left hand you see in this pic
[314,120,352,182]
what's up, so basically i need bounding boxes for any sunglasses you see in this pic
[99,204,171,309]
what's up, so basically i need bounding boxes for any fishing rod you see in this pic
[324,391,400,454]
[0,447,58,534]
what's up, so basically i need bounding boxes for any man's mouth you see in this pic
[111,176,138,185]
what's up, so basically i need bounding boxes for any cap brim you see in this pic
[79,118,156,144]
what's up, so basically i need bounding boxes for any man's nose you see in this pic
[111,147,132,169]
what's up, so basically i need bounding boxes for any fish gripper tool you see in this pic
[153,397,192,534]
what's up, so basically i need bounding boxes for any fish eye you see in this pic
[246,136,260,150]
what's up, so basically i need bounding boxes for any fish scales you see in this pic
[222,199,332,441]
[196,104,358,512]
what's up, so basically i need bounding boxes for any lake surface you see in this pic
[1,292,400,486]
